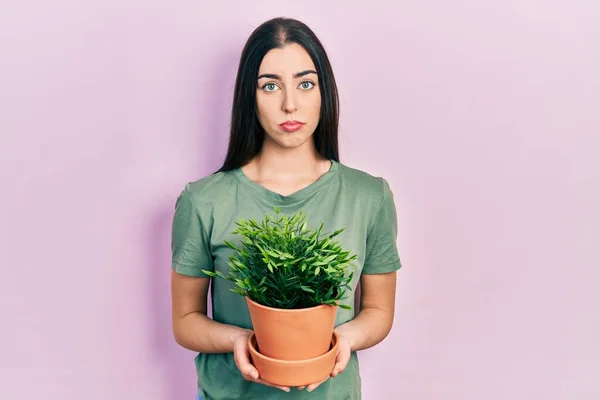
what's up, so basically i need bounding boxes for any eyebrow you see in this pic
[257,70,318,80]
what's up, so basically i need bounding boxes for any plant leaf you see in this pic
[204,207,358,309]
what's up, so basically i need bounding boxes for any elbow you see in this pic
[362,306,395,346]
[172,318,186,347]
[374,307,395,344]
[381,319,394,342]
[173,329,183,347]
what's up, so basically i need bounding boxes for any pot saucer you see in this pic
[248,331,339,387]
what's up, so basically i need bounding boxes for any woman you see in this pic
[171,17,401,400]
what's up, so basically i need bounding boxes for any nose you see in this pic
[282,89,297,113]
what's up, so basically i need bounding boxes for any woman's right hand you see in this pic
[232,330,291,392]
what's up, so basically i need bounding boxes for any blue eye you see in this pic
[263,83,278,92]
[299,81,315,90]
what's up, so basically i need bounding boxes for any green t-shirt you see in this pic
[171,160,402,400]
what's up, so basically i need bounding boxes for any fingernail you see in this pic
[252,372,259,379]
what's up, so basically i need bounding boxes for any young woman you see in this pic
[171,17,402,400]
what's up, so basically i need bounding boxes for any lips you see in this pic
[279,120,305,133]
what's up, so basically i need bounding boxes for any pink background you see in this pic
[1,1,599,399]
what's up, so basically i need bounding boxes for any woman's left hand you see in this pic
[296,330,353,392]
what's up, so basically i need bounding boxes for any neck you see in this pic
[247,140,330,179]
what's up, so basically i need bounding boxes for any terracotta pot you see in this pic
[248,332,338,387]
[246,296,337,360]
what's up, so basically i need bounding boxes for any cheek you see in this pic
[256,96,273,123]
[308,96,321,121]
[256,95,280,121]
[314,98,322,113]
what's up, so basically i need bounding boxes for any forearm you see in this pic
[335,307,394,351]
[173,311,251,353]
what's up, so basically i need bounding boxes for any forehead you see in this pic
[258,43,316,74]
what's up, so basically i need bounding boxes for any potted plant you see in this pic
[203,207,357,385]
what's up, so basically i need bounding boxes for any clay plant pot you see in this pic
[246,296,337,361]
[248,331,339,387]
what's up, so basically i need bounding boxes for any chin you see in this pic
[266,132,314,149]
[275,140,308,149]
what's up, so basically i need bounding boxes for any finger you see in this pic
[255,378,290,392]
[307,376,329,392]
[296,386,305,390]
[235,358,259,380]
[331,348,351,377]
[233,342,259,380]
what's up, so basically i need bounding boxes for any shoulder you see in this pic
[337,162,393,202]
[178,170,238,207]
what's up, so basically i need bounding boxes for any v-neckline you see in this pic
[233,160,339,204]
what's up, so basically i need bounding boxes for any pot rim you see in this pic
[248,331,339,364]
[245,295,337,313]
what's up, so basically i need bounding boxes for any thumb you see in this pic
[234,341,259,379]
[246,368,259,380]
[332,348,351,377]
[248,368,259,380]
[237,354,259,379]
[240,360,259,379]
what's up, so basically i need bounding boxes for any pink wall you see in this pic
[1,1,599,399]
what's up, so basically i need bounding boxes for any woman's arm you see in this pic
[171,270,249,353]
[335,270,397,351]
[301,271,397,392]
[170,270,292,392]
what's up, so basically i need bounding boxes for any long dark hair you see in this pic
[216,17,340,173]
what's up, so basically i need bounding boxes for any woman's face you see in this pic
[256,43,322,150]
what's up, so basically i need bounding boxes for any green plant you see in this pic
[203,207,357,310]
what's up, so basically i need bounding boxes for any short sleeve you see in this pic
[362,178,402,274]
[171,184,214,277]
